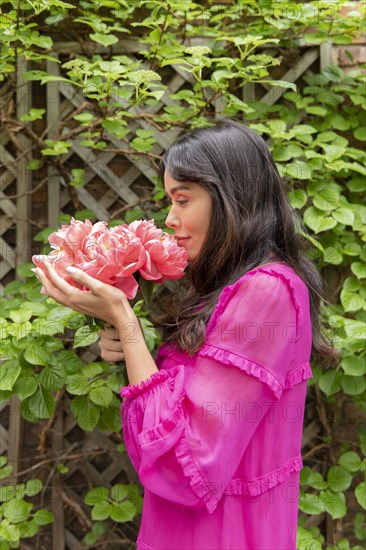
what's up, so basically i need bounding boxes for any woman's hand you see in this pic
[33,261,135,327]
[98,325,125,363]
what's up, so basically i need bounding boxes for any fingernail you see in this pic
[66,266,76,274]
[40,287,47,294]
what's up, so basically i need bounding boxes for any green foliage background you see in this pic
[0,1,365,548]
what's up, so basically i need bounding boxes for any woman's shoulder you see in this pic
[222,260,305,298]
[208,261,309,328]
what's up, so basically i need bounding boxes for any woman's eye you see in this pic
[176,199,188,205]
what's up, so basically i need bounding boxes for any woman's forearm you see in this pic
[116,313,159,387]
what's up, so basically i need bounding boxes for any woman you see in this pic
[36,120,338,549]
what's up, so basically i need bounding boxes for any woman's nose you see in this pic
[165,206,179,229]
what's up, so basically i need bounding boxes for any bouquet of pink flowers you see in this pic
[32,218,188,301]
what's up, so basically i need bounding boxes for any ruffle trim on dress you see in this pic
[120,369,169,399]
[138,393,186,447]
[198,344,284,400]
[175,430,221,514]
[198,345,313,399]
[284,361,313,389]
[136,537,154,550]
[224,455,303,497]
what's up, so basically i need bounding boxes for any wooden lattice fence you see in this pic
[0,39,343,549]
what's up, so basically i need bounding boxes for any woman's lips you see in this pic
[175,236,190,246]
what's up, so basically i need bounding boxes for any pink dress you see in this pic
[120,263,313,549]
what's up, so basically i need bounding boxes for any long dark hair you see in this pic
[155,119,340,368]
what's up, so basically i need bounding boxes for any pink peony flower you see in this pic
[75,225,146,298]
[127,220,188,282]
[33,218,110,289]
[32,218,188,300]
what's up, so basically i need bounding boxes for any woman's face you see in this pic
[164,170,213,261]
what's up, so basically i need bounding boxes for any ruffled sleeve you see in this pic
[120,268,309,513]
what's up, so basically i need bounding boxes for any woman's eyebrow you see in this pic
[169,185,192,195]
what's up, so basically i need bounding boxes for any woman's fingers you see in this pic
[102,326,121,341]
[34,264,74,307]
[100,337,124,352]
[98,327,124,363]
[100,350,125,363]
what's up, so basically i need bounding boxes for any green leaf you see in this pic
[304,206,337,234]
[91,501,111,521]
[312,190,339,211]
[19,108,45,122]
[84,532,98,545]
[70,168,85,188]
[51,350,82,373]
[9,309,32,323]
[344,319,366,340]
[102,119,128,138]
[75,208,96,221]
[322,144,346,161]
[110,501,136,522]
[340,287,364,312]
[73,113,96,123]
[100,405,122,432]
[39,365,65,391]
[320,489,347,518]
[318,370,342,396]
[355,482,366,509]
[332,207,355,226]
[32,318,63,336]
[24,343,51,366]
[84,487,109,506]
[305,106,327,116]
[288,189,307,209]
[82,362,104,378]
[351,262,366,279]
[296,526,322,549]
[124,209,145,224]
[89,386,114,407]
[0,362,21,391]
[90,33,119,47]
[66,373,89,395]
[341,356,366,376]
[139,278,154,305]
[341,375,366,395]
[354,127,366,141]
[111,484,129,502]
[74,325,99,348]
[3,499,33,524]
[299,492,324,514]
[323,246,343,265]
[33,509,53,525]
[307,472,328,490]
[25,479,43,496]
[338,451,362,472]
[17,518,40,539]
[22,387,55,420]
[91,521,107,535]
[261,79,296,92]
[285,161,312,180]
[0,485,16,502]
[71,396,100,431]
[327,466,353,492]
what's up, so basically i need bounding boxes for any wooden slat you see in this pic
[320,41,333,70]
[47,59,62,227]
[261,48,319,105]
[0,237,16,268]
